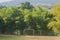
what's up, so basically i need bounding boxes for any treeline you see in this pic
[0,2,60,36]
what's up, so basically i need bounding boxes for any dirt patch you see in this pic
[24,36,60,40]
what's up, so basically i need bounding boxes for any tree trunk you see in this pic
[20,30,24,35]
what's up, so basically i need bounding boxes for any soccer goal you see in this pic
[23,29,35,36]
[34,30,42,36]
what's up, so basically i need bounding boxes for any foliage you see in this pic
[0,1,60,36]
[48,3,60,35]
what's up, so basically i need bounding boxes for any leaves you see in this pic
[0,1,60,36]
[48,3,60,35]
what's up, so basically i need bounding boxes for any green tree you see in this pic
[0,17,5,34]
[48,3,60,36]
[20,2,33,9]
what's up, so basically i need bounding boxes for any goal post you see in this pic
[35,30,42,36]
[23,29,35,36]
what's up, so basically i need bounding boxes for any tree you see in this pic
[31,6,52,35]
[0,16,5,34]
[20,2,33,9]
[0,6,6,9]
[0,2,57,36]
[48,3,60,36]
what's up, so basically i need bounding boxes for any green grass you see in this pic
[0,37,13,40]
[0,36,59,40]
[0,36,22,40]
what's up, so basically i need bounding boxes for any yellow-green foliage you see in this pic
[48,3,60,35]
[0,1,60,36]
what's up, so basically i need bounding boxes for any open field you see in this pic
[0,35,60,40]
[23,36,60,40]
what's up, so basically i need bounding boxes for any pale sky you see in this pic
[0,0,58,7]
[0,0,12,3]
[0,0,58,4]
[0,0,58,6]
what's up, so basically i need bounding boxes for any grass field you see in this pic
[0,35,60,40]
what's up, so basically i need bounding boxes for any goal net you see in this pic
[23,29,34,36]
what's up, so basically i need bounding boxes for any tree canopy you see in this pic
[0,2,60,36]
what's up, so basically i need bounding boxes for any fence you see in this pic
[22,29,55,36]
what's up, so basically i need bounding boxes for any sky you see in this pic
[0,0,58,4]
[0,0,12,3]
[0,0,58,6]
